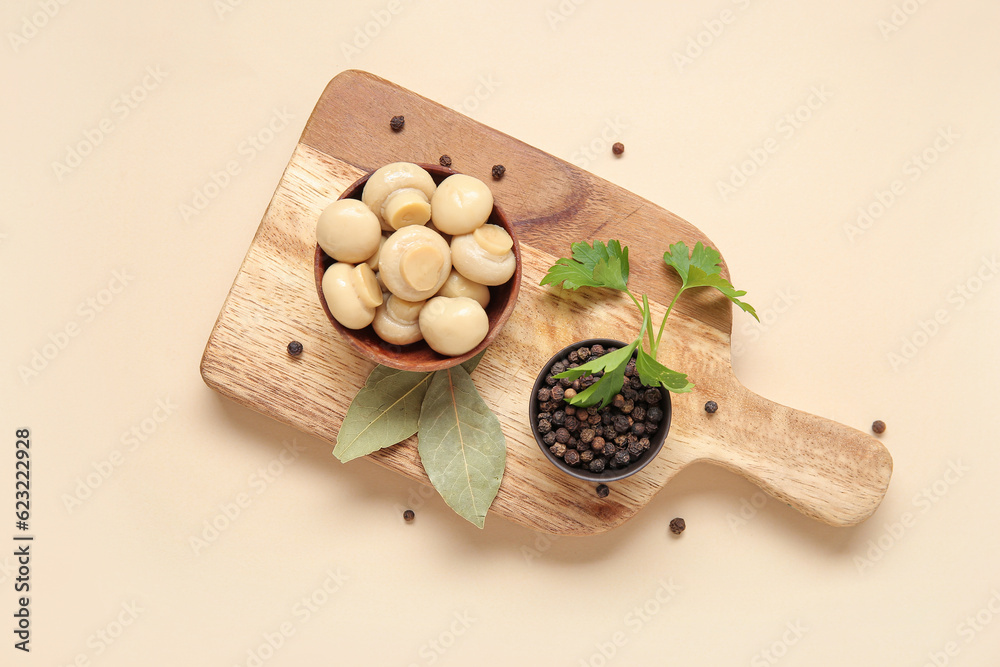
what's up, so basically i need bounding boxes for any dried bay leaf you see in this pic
[418,364,506,528]
[333,350,487,463]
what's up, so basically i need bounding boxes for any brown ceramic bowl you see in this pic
[315,164,521,372]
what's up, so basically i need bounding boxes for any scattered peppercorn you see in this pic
[286,341,303,356]
[390,115,405,131]
[669,517,685,534]
[491,164,506,179]
[596,484,610,498]
[704,400,718,414]
[439,154,452,167]
[612,142,625,155]
[403,509,415,522]
[872,420,886,434]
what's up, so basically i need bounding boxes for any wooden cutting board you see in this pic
[200,70,892,535]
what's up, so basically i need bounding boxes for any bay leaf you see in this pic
[418,364,506,528]
[332,350,487,463]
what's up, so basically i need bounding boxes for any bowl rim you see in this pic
[528,338,672,483]
[314,163,522,372]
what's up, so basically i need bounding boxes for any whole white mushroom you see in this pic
[418,296,489,357]
[429,174,494,235]
[450,223,516,286]
[379,225,452,302]
[361,162,436,231]
[316,199,382,263]
[322,262,383,330]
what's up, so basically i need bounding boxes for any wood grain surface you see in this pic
[200,70,893,535]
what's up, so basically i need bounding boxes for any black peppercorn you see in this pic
[643,388,661,405]
[614,415,631,433]
[543,431,556,446]
[622,386,638,401]
[564,416,579,432]
[596,484,610,498]
[568,350,580,363]
[577,346,590,360]
[550,385,565,401]
[602,442,616,457]
[555,428,571,444]
[439,154,452,167]
[403,509,415,522]
[590,344,605,357]
[705,400,718,414]
[631,422,646,437]
[390,115,405,131]
[612,142,624,155]
[564,406,576,417]
[559,376,573,388]
[646,406,663,423]
[537,419,552,435]
[872,420,886,434]
[645,421,657,434]
[613,394,625,409]
[537,387,551,402]
[552,360,568,374]
[631,406,646,422]
[286,341,303,356]
[625,359,636,377]
[552,410,566,426]
[550,442,567,458]
[545,375,558,387]
[491,164,505,179]
[638,437,650,451]
[614,450,631,467]
[669,517,686,535]
[580,428,595,444]
[590,458,606,473]
[613,435,628,447]
[564,449,581,466]
[627,439,643,458]
[540,401,558,412]
[620,399,634,414]
[588,414,602,426]
[592,436,606,452]
[579,449,594,463]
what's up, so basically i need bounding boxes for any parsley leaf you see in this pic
[558,339,640,408]
[663,241,759,321]
[635,347,693,393]
[540,240,629,292]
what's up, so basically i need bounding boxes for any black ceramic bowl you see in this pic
[528,339,672,483]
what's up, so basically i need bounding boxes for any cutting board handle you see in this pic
[686,379,893,526]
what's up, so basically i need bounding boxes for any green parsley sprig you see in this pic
[540,239,759,407]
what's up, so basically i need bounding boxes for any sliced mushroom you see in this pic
[378,225,452,302]
[418,296,489,356]
[435,269,490,309]
[372,295,424,345]
[429,174,494,235]
[322,262,383,330]
[316,199,382,263]
[361,162,437,231]
[450,223,516,286]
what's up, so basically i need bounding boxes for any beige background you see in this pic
[4,0,999,665]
